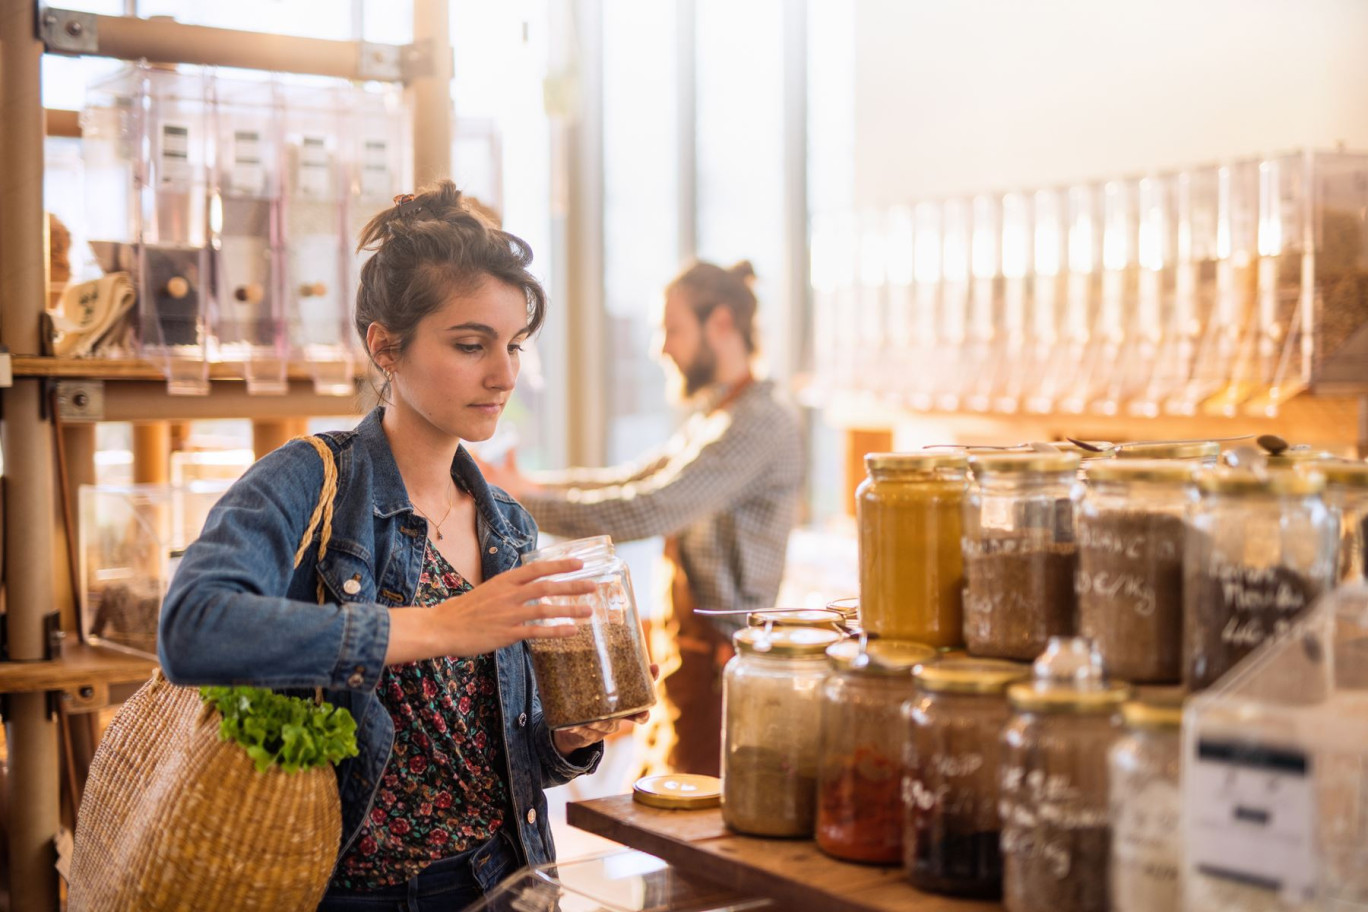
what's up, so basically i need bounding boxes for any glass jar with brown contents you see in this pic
[722,627,843,837]
[963,451,1081,660]
[1076,459,1197,683]
[815,639,935,864]
[857,452,968,648]
[904,657,1030,898]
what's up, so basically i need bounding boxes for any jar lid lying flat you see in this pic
[747,608,845,631]
[825,638,936,674]
[1311,459,1368,488]
[1198,467,1325,496]
[916,658,1031,694]
[1122,700,1184,729]
[1050,441,1115,461]
[1115,441,1220,461]
[733,626,842,656]
[865,451,968,472]
[633,774,721,810]
[1266,448,1334,469]
[968,451,1081,474]
[1007,681,1131,713]
[1085,458,1198,485]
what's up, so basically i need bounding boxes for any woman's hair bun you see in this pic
[727,259,757,286]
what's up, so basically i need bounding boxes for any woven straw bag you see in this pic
[70,437,346,911]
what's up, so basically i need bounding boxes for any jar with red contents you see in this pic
[815,639,936,864]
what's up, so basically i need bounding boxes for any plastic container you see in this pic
[904,657,1029,898]
[856,452,967,647]
[815,639,934,863]
[1109,699,1183,912]
[722,626,842,837]
[520,535,656,729]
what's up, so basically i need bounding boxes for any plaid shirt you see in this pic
[519,379,803,636]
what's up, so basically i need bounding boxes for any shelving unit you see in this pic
[0,4,453,906]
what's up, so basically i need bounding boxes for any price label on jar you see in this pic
[1187,738,1314,904]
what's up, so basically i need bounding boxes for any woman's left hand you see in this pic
[552,663,659,755]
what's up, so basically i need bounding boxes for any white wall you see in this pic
[853,0,1368,204]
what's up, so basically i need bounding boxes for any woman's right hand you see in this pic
[385,558,595,665]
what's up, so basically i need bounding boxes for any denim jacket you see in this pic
[159,407,602,869]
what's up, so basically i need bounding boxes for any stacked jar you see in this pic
[1313,460,1368,583]
[904,658,1030,898]
[963,451,1081,660]
[722,626,843,837]
[815,639,935,864]
[857,452,968,648]
[1076,459,1198,683]
[1109,699,1184,912]
[1183,468,1337,690]
[1000,638,1130,912]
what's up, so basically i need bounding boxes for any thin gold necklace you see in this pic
[411,481,456,541]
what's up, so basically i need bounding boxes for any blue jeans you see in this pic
[318,830,522,912]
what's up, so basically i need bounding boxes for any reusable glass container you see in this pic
[904,658,1030,898]
[1314,460,1368,583]
[1109,699,1183,912]
[1000,638,1130,912]
[1183,469,1336,690]
[722,627,842,837]
[963,451,1081,660]
[857,452,967,648]
[815,639,935,863]
[1076,459,1198,683]
[520,535,656,729]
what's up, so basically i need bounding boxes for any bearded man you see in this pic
[481,259,803,776]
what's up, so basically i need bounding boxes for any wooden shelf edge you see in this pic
[11,356,368,384]
[0,642,156,695]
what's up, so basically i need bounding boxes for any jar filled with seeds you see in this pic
[1076,459,1197,683]
[816,639,935,864]
[905,657,1030,898]
[1114,440,1221,465]
[722,626,842,837]
[520,535,656,728]
[857,452,968,648]
[963,451,1082,660]
[1184,468,1337,690]
[1313,460,1368,583]
[1000,637,1130,912]
[1109,698,1183,912]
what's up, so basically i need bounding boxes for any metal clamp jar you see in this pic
[722,627,842,837]
[857,452,968,648]
[1183,468,1337,690]
[815,639,935,864]
[1114,440,1221,465]
[1109,699,1183,912]
[1076,459,1197,683]
[964,451,1081,660]
[520,535,656,728]
[1313,460,1368,583]
[904,658,1030,898]
[1000,637,1130,912]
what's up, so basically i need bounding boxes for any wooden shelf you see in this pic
[12,355,365,384]
[0,643,155,695]
[567,795,999,912]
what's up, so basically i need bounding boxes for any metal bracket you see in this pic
[53,379,104,422]
[38,5,99,55]
[358,41,403,82]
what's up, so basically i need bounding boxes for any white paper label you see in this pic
[361,138,391,199]
[298,136,331,198]
[1188,739,1315,903]
[160,122,191,184]
[231,129,265,196]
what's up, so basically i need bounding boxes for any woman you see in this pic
[160,181,637,909]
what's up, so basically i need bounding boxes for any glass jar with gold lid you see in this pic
[1076,459,1198,683]
[816,639,936,864]
[857,452,968,648]
[1114,440,1221,464]
[1108,698,1183,912]
[964,451,1081,660]
[1184,468,1336,690]
[722,626,843,837]
[1311,459,1368,583]
[1000,638,1130,912]
[904,657,1031,898]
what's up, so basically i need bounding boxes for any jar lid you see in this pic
[1265,448,1332,468]
[968,451,1080,474]
[632,774,721,810]
[1050,441,1115,461]
[1085,458,1198,484]
[733,626,842,656]
[1198,467,1326,496]
[916,658,1030,694]
[1007,680,1131,713]
[1121,700,1184,729]
[825,638,936,674]
[865,451,968,472]
[1115,441,1220,461]
[1311,459,1368,487]
[747,608,845,631]
[824,596,860,619]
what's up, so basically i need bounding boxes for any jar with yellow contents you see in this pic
[857,452,968,648]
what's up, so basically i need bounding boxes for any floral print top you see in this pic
[333,543,509,890]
